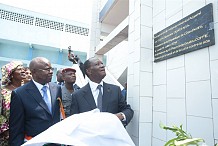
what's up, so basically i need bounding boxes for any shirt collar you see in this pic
[32,79,49,91]
[89,80,103,91]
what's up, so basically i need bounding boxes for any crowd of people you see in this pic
[0,56,134,146]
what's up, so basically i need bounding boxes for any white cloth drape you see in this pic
[22,109,135,146]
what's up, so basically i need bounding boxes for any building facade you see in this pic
[0,3,90,86]
[90,0,218,146]
[1,0,218,145]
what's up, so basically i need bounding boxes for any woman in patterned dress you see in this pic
[0,61,26,146]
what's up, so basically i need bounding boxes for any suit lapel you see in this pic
[102,82,112,111]
[26,81,51,115]
[83,84,97,109]
[49,82,58,116]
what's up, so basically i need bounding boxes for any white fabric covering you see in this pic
[22,109,135,146]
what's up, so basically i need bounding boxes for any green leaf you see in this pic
[160,123,205,146]
[164,137,178,146]
[174,138,204,146]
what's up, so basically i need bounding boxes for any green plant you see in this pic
[160,123,205,146]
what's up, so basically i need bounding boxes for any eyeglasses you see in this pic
[36,68,54,72]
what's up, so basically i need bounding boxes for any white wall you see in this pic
[90,0,218,145]
[0,4,90,52]
[106,41,128,79]
[152,0,218,146]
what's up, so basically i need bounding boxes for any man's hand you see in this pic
[115,112,124,121]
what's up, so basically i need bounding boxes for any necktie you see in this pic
[41,86,52,113]
[97,85,103,112]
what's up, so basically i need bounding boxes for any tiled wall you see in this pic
[92,0,218,145]
[152,0,218,146]
[127,0,153,145]
[106,41,129,79]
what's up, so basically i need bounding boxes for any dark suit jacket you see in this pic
[73,84,80,91]
[9,80,62,146]
[70,82,134,126]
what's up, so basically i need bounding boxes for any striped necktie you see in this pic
[97,85,102,112]
[41,86,52,113]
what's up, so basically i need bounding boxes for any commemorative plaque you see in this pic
[154,3,215,62]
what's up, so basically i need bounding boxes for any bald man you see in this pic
[56,68,64,85]
[9,57,62,146]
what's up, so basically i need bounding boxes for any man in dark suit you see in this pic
[9,57,62,146]
[70,57,134,126]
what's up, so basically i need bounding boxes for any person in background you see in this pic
[9,57,62,146]
[61,68,80,117]
[23,67,32,84]
[70,57,134,126]
[0,61,26,146]
[121,82,127,101]
[56,68,64,85]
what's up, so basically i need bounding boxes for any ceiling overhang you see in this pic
[96,16,128,55]
[99,0,129,26]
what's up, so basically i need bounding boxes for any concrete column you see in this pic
[88,0,101,59]
[127,0,153,146]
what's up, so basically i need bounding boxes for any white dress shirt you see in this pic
[88,80,126,121]
[88,80,103,106]
[32,79,52,105]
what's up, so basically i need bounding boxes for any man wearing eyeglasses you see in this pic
[9,57,62,146]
